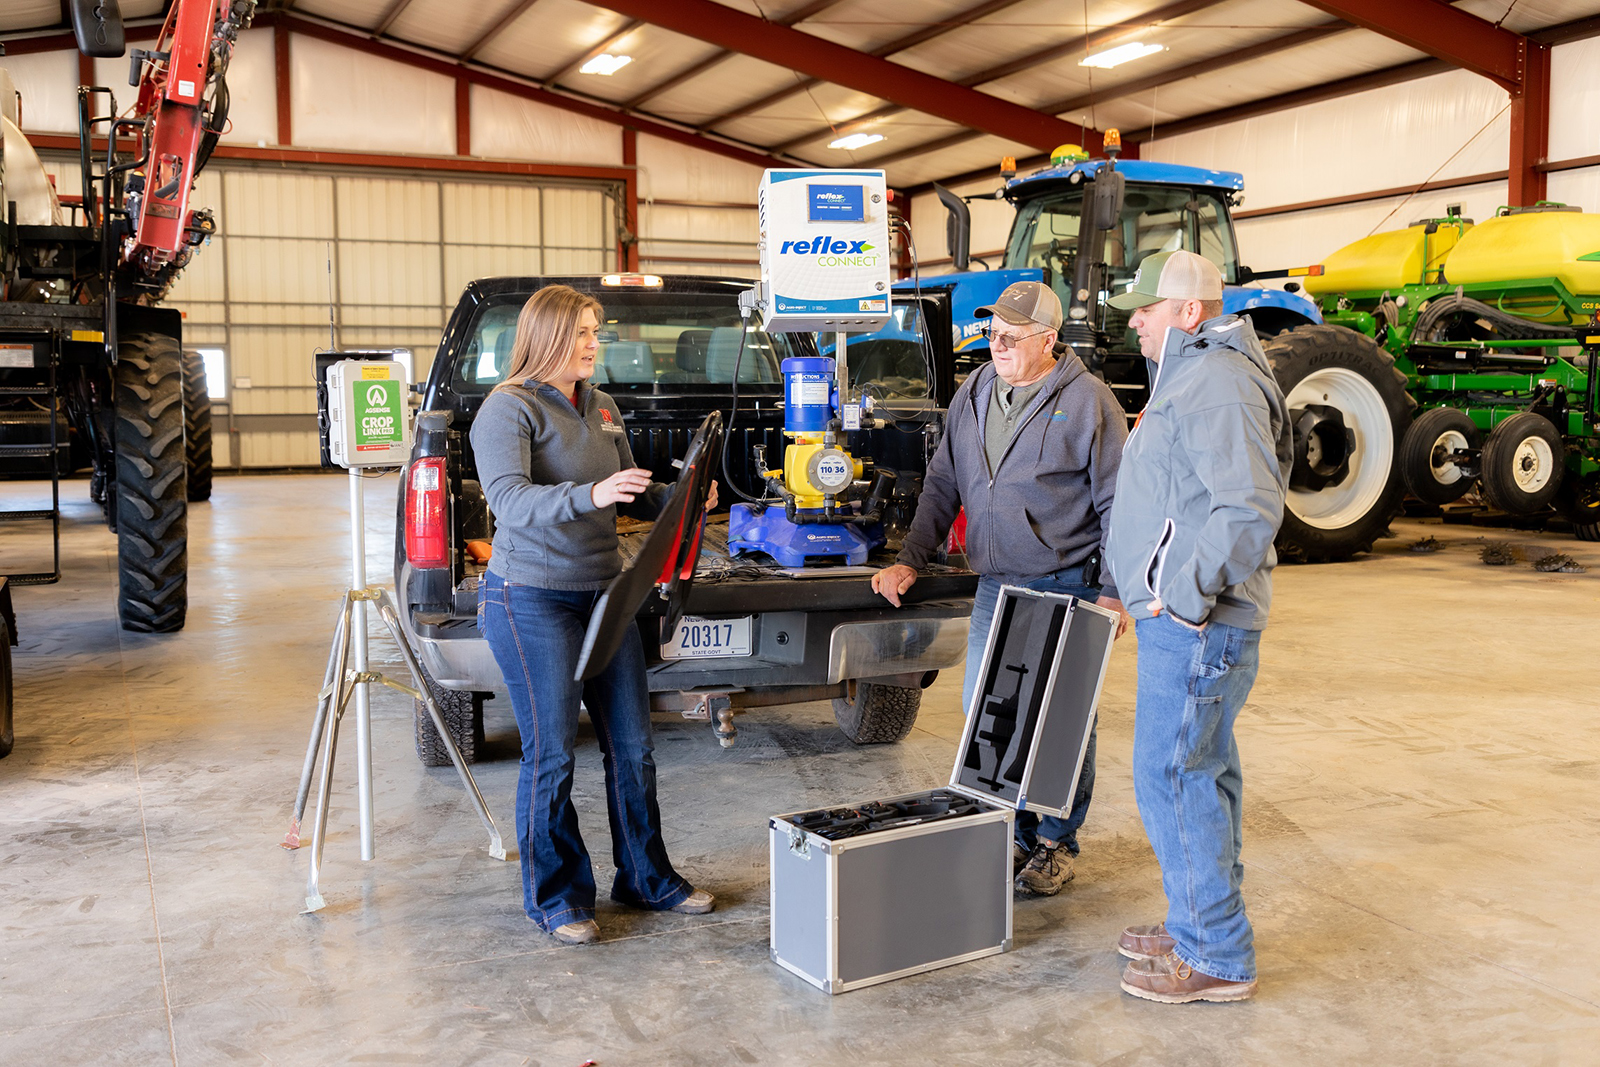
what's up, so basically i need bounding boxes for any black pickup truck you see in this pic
[395,275,979,763]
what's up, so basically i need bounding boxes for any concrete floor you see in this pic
[3,472,1599,1066]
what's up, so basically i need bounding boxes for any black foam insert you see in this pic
[962,597,1069,797]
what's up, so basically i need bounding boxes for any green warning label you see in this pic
[354,379,403,450]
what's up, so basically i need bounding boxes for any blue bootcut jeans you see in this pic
[1132,612,1263,983]
[963,571,1098,857]
[479,571,693,931]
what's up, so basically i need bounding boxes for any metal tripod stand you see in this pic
[282,467,505,913]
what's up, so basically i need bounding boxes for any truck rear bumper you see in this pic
[400,597,973,696]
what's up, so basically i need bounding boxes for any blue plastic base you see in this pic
[728,503,884,567]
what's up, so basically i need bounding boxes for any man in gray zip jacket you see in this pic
[1102,250,1293,1004]
[873,281,1128,897]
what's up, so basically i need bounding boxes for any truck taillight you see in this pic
[406,458,448,568]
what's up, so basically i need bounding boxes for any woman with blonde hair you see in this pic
[471,284,714,944]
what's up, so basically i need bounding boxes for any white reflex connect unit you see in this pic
[325,359,411,468]
[758,169,892,333]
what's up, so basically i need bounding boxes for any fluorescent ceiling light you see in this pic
[828,132,885,151]
[1080,42,1164,69]
[580,53,633,76]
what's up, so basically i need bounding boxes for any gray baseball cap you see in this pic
[1107,249,1224,310]
[975,281,1063,332]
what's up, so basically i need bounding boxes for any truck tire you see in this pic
[833,681,920,744]
[413,658,484,766]
[115,332,188,633]
[182,349,213,502]
[1263,324,1413,561]
[1479,411,1563,515]
[1,609,13,759]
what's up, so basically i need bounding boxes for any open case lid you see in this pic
[949,587,1117,817]
[573,411,723,681]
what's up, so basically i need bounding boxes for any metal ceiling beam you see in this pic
[1300,0,1522,90]
[459,0,541,62]
[1303,1,1546,203]
[619,0,848,109]
[584,0,1092,152]
[371,0,418,38]
[838,20,1347,170]
[1038,22,1346,119]
[700,0,1032,135]
[766,0,1224,154]
[953,0,1221,87]
[543,18,644,85]
[256,13,794,173]
[1149,58,1450,140]
[900,9,1600,199]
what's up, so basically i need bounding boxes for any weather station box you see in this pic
[758,169,891,333]
[325,359,411,468]
[768,588,1117,994]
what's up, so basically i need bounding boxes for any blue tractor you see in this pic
[895,141,1415,561]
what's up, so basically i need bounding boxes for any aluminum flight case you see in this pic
[769,587,1118,994]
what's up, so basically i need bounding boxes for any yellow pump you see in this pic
[767,434,865,511]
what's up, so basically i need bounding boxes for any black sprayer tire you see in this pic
[1556,472,1600,541]
[1400,407,1480,505]
[115,333,188,633]
[1479,411,1564,515]
[182,349,213,502]
[413,657,484,766]
[1,609,13,759]
[833,680,920,744]
[1263,324,1414,562]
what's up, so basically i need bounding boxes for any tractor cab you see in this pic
[897,138,1321,397]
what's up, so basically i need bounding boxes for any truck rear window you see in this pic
[450,294,806,393]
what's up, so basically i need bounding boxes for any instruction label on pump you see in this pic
[327,359,411,467]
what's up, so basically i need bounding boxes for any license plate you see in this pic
[661,615,753,659]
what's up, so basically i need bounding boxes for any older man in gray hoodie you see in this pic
[1103,250,1293,1004]
[874,280,1128,897]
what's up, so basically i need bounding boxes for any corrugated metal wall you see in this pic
[143,163,618,467]
[635,133,760,280]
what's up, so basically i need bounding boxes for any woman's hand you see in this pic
[592,467,653,508]
[705,480,719,512]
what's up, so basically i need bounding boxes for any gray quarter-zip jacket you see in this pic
[1104,314,1292,630]
[897,352,1126,596]
[471,378,668,591]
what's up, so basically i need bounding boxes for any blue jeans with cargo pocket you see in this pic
[963,570,1099,857]
[1132,612,1262,983]
[479,571,693,931]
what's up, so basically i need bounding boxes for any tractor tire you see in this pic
[1,609,13,759]
[1400,407,1480,505]
[181,349,213,502]
[115,332,188,633]
[1264,324,1414,562]
[412,658,484,766]
[1480,411,1564,515]
[833,680,920,744]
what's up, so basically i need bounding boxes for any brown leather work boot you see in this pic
[1120,951,1257,1004]
[1118,921,1176,960]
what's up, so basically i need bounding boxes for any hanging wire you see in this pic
[1364,102,1512,236]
